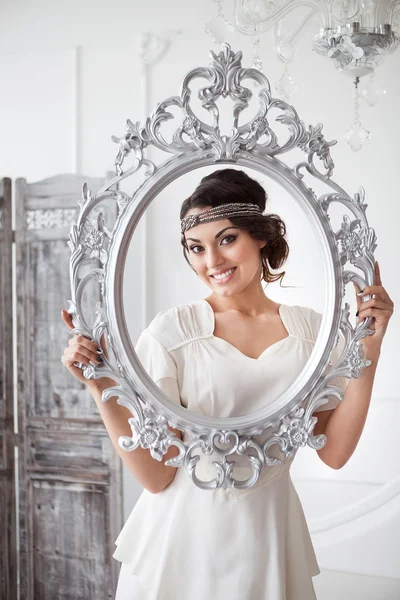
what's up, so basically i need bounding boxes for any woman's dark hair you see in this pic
[180,168,289,286]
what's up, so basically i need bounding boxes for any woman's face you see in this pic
[184,207,266,296]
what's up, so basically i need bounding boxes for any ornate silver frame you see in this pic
[67,43,376,490]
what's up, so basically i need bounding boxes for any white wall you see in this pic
[1,2,399,598]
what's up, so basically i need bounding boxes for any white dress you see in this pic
[113,299,349,600]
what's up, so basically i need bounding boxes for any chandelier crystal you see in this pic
[204,0,235,44]
[234,0,400,74]
[227,0,400,150]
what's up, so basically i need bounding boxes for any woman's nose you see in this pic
[206,247,226,269]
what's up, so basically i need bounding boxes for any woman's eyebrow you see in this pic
[186,226,240,243]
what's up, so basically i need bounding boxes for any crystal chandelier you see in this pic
[204,0,400,151]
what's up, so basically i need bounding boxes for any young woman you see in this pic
[61,169,394,599]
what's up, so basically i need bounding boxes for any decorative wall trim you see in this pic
[309,474,400,535]
[72,45,82,175]
[137,30,181,327]
[305,396,400,539]
[296,477,381,487]
[318,567,400,582]
[139,30,182,66]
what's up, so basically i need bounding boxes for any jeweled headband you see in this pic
[180,203,262,234]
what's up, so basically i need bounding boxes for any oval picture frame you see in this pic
[67,43,376,490]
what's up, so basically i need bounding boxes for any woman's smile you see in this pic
[210,267,237,284]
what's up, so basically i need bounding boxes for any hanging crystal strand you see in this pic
[204,0,234,44]
[360,71,387,107]
[345,76,371,152]
[275,64,298,103]
[274,21,298,103]
[251,21,263,71]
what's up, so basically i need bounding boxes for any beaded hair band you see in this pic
[180,202,262,234]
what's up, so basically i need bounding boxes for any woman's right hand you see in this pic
[61,309,104,384]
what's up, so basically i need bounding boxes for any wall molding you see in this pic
[308,474,400,542]
[137,30,181,328]
[72,45,82,175]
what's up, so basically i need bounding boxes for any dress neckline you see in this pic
[199,299,291,362]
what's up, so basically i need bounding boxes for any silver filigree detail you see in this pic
[296,123,337,179]
[81,214,110,264]
[109,43,337,174]
[67,43,378,490]
[348,343,372,377]
[251,116,268,133]
[119,404,186,463]
[287,418,309,448]
[336,214,367,265]
[182,116,200,135]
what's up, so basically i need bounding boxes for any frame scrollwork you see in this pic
[67,43,376,490]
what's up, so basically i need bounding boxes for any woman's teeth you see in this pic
[212,267,236,281]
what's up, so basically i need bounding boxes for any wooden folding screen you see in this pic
[13,174,122,600]
[0,177,17,600]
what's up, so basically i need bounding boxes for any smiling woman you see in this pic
[125,169,348,421]
[180,168,289,289]
[109,168,352,599]
[62,44,393,600]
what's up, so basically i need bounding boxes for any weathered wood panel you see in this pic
[15,174,122,600]
[31,479,110,600]
[0,177,17,600]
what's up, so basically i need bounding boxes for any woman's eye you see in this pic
[221,235,236,245]
[189,235,237,254]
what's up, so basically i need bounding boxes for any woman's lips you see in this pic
[210,267,237,284]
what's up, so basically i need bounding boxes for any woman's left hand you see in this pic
[354,261,394,355]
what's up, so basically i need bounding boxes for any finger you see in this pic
[61,309,75,330]
[64,363,86,380]
[353,282,363,311]
[68,335,102,354]
[69,332,108,357]
[62,348,103,366]
[357,298,390,312]
[356,314,375,329]
[357,285,393,306]
[374,261,382,286]
[62,352,92,368]
[62,354,100,369]
[357,307,392,321]
[99,332,109,360]
[66,345,103,364]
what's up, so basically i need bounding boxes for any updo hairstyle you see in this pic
[180,168,289,285]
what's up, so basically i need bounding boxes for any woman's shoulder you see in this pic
[145,301,323,348]
[282,303,322,342]
[146,299,212,351]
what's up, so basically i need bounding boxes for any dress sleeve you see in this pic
[310,313,350,413]
[134,328,182,406]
